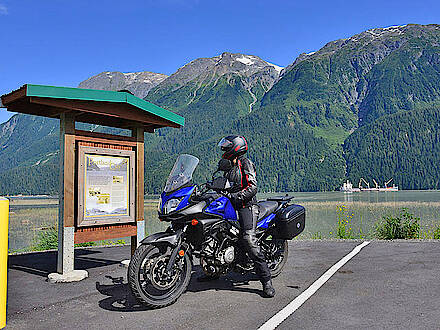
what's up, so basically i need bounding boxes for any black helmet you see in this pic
[218,135,248,159]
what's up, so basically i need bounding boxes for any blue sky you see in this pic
[0,0,439,123]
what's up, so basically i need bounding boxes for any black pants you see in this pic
[238,205,271,282]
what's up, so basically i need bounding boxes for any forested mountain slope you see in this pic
[344,107,440,189]
[261,24,440,144]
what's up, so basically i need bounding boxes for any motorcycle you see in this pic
[128,154,306,308]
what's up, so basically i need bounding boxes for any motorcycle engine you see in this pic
[200,236,236,275]
[218,246,235,264]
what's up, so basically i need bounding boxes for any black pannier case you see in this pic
[274,204,305,240]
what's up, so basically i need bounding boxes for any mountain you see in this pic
[148,52,282,109]
[78,71,168,99]
[0,54,284,194]
[2,24,440,194]
[145,52,282,153]
[264,24,440,144]
[144,52,343,192]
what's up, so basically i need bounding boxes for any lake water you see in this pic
[7,190,440,252]
[262,191,440,238]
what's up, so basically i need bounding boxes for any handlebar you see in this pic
[193,181,230,202]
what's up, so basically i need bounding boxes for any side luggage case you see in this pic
[273,204,305,239]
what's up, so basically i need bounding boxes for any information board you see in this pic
[78,146,135,226]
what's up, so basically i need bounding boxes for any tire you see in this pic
[261,238,288,278]
[128,244,192,309]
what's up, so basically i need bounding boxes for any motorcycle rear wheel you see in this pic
[128,244,192,309]
[262,238,288,278]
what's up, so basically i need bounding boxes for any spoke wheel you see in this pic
[128,244,192,309]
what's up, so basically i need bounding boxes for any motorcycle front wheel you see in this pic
[128,244,192,309]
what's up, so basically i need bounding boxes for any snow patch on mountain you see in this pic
[267,62,284,73]
[236,55,256,66]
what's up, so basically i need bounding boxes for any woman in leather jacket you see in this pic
[218,135,275,298]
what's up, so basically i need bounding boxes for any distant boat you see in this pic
[340,178,398,192]
[374,178,399,191]
[340,180,360,193]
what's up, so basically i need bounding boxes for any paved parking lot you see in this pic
[6,240,440,329]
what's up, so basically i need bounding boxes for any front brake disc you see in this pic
[150,255,181,290]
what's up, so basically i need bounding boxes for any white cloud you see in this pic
[0,4,8,15]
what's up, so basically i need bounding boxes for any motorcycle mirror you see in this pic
[218,159,232,172]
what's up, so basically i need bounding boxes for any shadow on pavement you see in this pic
[8,249,119,277]
[186,266,265,297]
[96,276,150,312]
[95,266,265,312]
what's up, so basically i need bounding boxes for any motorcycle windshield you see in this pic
[164,154,200,193]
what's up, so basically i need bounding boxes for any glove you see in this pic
[223,191,232,200]
[227,192,242,208]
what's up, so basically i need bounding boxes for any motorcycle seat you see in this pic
[257,201,279,221]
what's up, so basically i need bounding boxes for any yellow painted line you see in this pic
[0,197,9,329]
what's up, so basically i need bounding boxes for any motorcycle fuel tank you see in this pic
[205,196,237,221]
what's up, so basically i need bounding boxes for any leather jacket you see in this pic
[224,156,257,208]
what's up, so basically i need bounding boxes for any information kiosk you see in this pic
[1,84,184,282]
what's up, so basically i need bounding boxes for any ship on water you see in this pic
[340,178,398,193]
[340,180,360,193]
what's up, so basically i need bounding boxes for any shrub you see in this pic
[375,209,420,239]
[33,226,58,251]
[433,225,440,239]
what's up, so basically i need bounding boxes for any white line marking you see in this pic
[258,241,371,330]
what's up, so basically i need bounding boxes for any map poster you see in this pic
[84,154,129,218]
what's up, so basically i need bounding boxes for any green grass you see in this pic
[8,203,160,253]
[311,126,351,147]
[311,232,323,239]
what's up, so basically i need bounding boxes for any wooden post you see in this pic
[132,127,145,255]
[57,113,76,274]
[49,113,88,282]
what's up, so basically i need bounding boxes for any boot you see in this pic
[261,279,275,298]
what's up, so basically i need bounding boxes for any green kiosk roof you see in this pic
[1,84,184,131]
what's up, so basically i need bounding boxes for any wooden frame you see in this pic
[74,224,137,244]
[77,145,135,227]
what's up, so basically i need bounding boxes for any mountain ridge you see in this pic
[78,71,168,99]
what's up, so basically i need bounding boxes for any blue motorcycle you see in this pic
[128,154,305,308]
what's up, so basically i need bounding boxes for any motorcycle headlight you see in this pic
[163,198,183,214]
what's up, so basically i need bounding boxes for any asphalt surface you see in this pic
[5,240,440,330]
